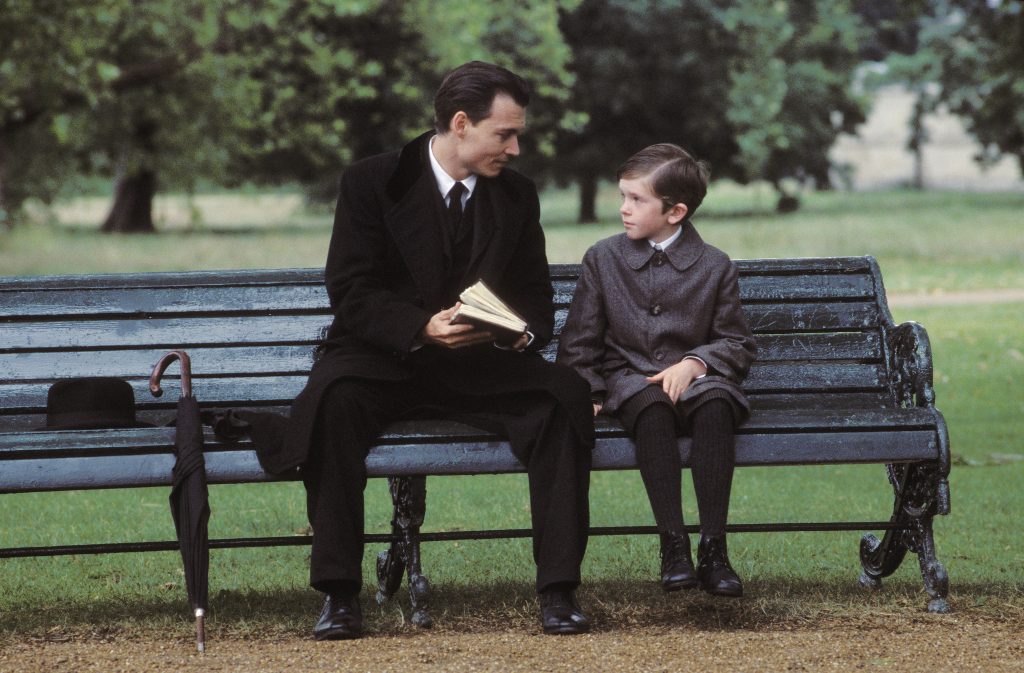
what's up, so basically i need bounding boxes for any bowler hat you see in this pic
[45,377,151,430]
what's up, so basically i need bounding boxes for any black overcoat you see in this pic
[263,132,589,474]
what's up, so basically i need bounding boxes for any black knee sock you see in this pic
[689,398,736,537]
[632,402,685,535]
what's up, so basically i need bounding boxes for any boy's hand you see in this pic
[646,358,708,403]
[592,403,603,417]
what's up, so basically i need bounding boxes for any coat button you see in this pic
[650,304,662,316]
[654,351,665,361]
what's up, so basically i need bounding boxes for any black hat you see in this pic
[45,377,151,430]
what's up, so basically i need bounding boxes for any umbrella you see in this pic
[150,350,209,653]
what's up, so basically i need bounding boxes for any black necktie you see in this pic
[447,182,466,236]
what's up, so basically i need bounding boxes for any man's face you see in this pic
[618,177,686,243]
[454,93,525,178]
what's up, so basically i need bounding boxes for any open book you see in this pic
[450,280,527,342]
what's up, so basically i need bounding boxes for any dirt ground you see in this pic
[4,590,1019,671]
[3,614,1022,673]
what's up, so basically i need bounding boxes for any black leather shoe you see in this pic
[313,592,363,640]
[696,535,743,597]
[539,588,590,635]
[660,532,698,592]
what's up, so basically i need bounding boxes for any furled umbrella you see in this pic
[150,350,209,653]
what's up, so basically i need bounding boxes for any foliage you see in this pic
[934,0,1024,173]
[0,1,578,226]
[0,1,125,226]
[554,0,867,219]
[862,1,1024,184]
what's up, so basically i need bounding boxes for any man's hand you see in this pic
[646,358,707,403]
[508,333,530,351]
[592,403,603,417]
[418,304,495,349]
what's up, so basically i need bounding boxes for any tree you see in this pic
[854,0,948,189]
[934,0,1024,174]
[2,1,578,231]
[0,1,125,229]
[555,0,867,221]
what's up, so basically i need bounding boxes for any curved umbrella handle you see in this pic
[150,350,193,398]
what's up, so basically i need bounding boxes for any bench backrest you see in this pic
[0,257,899,432]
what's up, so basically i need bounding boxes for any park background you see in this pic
[1,1,1022,671]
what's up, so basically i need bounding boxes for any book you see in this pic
[450,280,527,341]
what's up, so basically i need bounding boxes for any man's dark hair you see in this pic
[617,143,711,217]
[434,61,530,134]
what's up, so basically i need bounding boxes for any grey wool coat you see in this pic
[556,222,757,417]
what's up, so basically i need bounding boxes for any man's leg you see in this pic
[303,378,413,638]
[521,394,593,592]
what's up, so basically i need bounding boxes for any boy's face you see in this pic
[618,177,687,243]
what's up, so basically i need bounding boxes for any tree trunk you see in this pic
[577,172,598,223]
[0,135,10,230]
[101,168,157,233]
[908,96,928,190]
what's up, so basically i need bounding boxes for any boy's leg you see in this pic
[631,401,685,535]
[620,387,696,591]
[689,396,743,597]
[689,397,736,536]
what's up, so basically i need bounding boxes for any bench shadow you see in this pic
[2,577,1015,641]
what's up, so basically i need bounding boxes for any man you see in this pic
[277,61,595,639]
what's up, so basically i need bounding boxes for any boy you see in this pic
[557,144,756,596]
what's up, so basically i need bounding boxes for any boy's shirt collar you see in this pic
[648,224,684,250]
[623,221,705,272]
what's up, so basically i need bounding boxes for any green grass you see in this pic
[3,186,1023,294]
[0,186,1021,639]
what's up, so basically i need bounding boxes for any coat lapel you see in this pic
[468,175,523,277]
[383,133,448,306]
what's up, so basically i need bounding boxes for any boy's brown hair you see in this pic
[617,143,710,217]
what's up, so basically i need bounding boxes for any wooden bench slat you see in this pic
[0,268,323,291]
[0,428,937,493]
[0,362,888,415]
[0,285,329,319]
[0,315,328,352]
[0,408,938,459]
[0,333,882,382]
[0,345,317,380]
[745,302,880,332]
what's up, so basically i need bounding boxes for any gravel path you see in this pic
[3,618,1022,673]
[888,288,1024,307]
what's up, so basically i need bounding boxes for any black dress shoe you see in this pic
[313,592,363,640]
[696,535,743,597]
[539,588,591,635]
[660,532,699,592]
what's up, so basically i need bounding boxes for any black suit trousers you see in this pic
[303,361,592,594]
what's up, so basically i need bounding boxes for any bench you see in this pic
[0,256,952,625]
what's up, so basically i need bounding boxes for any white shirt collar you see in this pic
[648,224,683,250]
[428,135,477,207]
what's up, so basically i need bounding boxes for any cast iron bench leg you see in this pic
[859,462,950,613]
[375,475,432,627]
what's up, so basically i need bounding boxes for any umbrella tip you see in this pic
[196,608,206,653]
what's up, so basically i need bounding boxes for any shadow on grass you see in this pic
[3,577,1020,644]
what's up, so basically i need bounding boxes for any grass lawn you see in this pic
[0,185,1021,640]
[2,186,1022,294]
